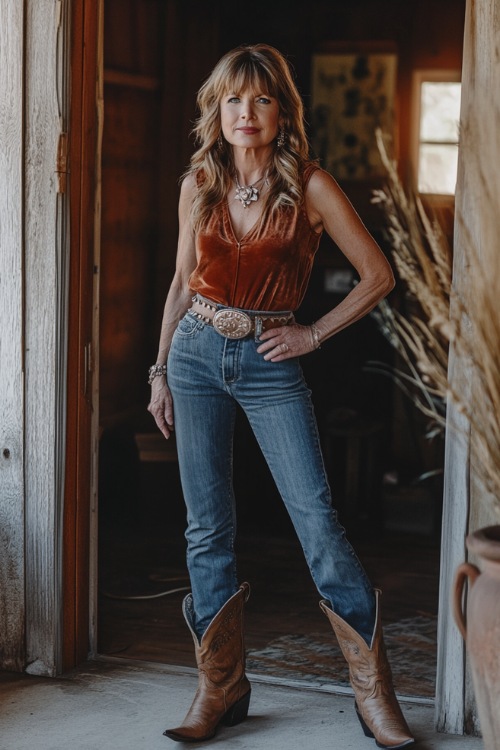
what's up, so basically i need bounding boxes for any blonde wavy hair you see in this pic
[185,44,311,232]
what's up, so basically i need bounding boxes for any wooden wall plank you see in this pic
[23,0,70,676]
[436,399,470,732]
[0,0,25,672]
[434,0,472,720]
[437,0,500,734]
[458,0,500,735]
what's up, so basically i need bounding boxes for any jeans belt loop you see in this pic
[254,316,263,338]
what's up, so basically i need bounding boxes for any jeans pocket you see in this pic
[176,313,204,338]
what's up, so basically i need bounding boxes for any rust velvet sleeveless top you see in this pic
[188,163,322,312]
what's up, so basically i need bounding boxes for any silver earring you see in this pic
[217,134,223,149]
[277,128,285,148]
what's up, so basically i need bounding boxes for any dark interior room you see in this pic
[97,0,465,699]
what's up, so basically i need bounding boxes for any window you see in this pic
[412,71,461,197]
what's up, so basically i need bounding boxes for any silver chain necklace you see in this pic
[234,172,267,208]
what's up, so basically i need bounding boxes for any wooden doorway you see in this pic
[94,0,448,705]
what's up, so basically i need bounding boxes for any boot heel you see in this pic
[356,703,414,749]
[355,702,375,738]
[222,690,251,727]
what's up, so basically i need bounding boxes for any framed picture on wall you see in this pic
[311,43,398,181]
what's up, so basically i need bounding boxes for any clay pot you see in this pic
[453,525,500,748]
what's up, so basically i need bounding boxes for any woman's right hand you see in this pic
[147,378,174,439]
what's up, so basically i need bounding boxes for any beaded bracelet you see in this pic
[148,363,167,385]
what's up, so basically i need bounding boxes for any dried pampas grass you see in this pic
[372,119,500,513]
[369,130,452,440]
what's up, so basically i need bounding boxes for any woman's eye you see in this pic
[257,97,271,104]
[227,96,240,103]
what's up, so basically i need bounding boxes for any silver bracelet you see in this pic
[310,323,322,350]
[148,363,167,385]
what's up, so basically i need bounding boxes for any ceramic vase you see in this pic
[453,524,500,748]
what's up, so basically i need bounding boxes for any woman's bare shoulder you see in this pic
[304,166,347,227]
[306,166,341,197]
[180,171,198,194]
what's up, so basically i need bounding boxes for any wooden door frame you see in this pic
[0,0,86,677]
[63,0,102,670]
[436,0,500,734]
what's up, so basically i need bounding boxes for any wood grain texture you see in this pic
[436,399,470,733]
[63,0,100,671]
[437,0,500,735]
[0,0,26,672]
[23,0,70,676]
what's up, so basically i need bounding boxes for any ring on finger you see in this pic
[280,343,289,353]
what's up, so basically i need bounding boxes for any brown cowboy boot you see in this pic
[164,583,251,742]
[320,590,414,749]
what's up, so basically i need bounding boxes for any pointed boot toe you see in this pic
[164,584,251,742]
[320,591,415,749]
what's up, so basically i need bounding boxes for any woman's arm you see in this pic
[304,167,395,345]
[257,167,394,362]
[147,174,198,438]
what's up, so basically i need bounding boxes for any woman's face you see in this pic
[219,88,281,152]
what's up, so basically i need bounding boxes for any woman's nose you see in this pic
[240,101,255,119]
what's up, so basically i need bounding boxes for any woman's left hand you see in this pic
[257,323,318,361]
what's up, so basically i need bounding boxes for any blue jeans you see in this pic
[167,309,376,643]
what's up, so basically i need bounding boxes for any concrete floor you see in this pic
[0,659,482,750]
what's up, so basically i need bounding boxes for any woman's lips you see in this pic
[238,127,259,134]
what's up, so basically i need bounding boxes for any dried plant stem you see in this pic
[372,125,500,515]
[370,130,451,439]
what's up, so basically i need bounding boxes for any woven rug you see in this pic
[247,615,437,698]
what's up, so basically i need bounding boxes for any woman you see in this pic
[148,43,414,748]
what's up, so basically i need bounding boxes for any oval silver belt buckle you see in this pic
[213,309,252,339]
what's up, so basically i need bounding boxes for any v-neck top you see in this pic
[188,163,322,311]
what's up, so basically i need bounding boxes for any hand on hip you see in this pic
[257,323,318,361]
